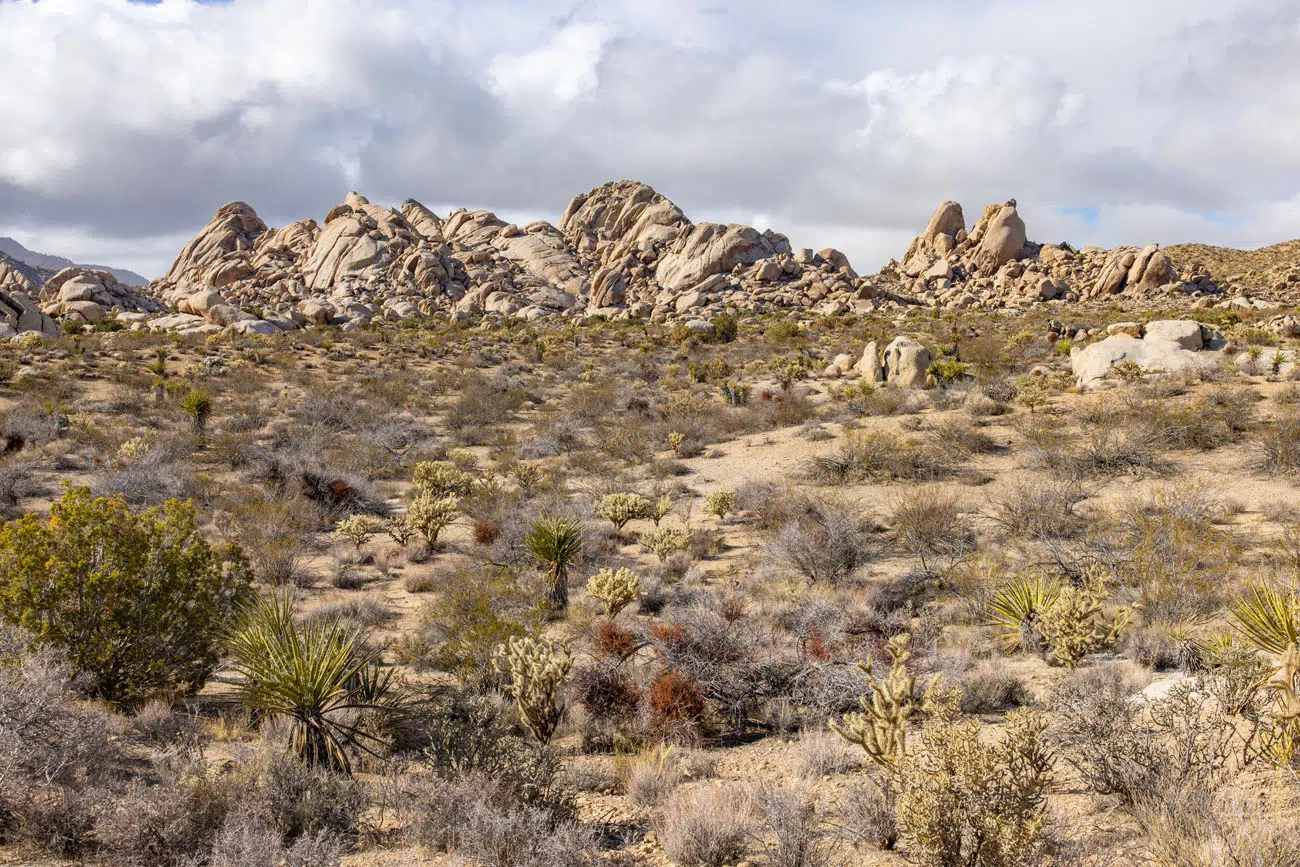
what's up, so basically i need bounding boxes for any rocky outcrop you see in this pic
[1071,320,1219,389]
[39,267,161,324]
[0,285,59,338]
[883,337,933,389]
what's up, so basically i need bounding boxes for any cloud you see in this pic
[1,0,1298,278]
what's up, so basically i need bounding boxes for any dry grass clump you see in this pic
[808,429,954,484]
[653,783,755,867]
[1253,413,1300,476]
[988,478,1087,540]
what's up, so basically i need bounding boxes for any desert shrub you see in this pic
[236,753,365,842]
[840,779,898,852]
[0,454,42,519]
[928,417,996,456]
[767,495,878,583]
[890,489,979,575]
[988,478,1086,541]
[654,784,755,867]
[208,811,344,867]
[573,663,642,723]
[0,624,127,849]
[1062,429,1173,478]
[793,729,859,778]
[1132,388,1257,451]
[216,491,318,586]
[0,486,253,703]
[1051,664,1256,808]
[809,430,952,484]
[1254,414,1300,476]
[895,706,1054,867]
[401,567,539,682]
[649,669,708,739]
[1105,487,1240,619]
[957,668,1031,714]
[753,781,839,867]
[90,436,195,505]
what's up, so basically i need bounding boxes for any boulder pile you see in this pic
[39,267,162,326]
[873,200,1220,311]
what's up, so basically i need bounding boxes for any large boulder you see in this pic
[1143,319,1205,351]
[0,289,60,336]
[883,336,932,389]
[973,202,1027,274]
[655,223,778,292]
[1071,332,1216,389]
[855,340,884,384]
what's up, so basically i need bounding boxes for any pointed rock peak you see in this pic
[213,201,268,235]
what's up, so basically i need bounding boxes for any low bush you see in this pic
[653,783,755,867]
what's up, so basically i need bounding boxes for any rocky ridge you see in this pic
[3,181,1300,340]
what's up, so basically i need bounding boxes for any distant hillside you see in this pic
[0,236,147,286]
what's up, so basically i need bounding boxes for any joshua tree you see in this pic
[525,516,584,612]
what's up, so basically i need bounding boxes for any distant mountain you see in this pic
[0,236,147,286]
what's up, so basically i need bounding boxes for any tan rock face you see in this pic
[973,203,1027,275]
[655,223,777,292]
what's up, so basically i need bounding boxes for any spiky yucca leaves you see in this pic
[987,575,1061,653]
[586,567,641,618]
[1231,584,1300,764]
[525,516,584,611]
[227,594,399,774]
[1231,584,1300,656]
[494,636,574,745]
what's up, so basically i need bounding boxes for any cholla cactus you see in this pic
[667,431,685,454]
[412,461,475,498]
[651,494,673,527]
[595,493,653,531]
[586,567,641,617]
[511,461,544,496]
[117,435,154,464]
[641,527,691,561]
[493,636,573,745]
[331,514,385,550]
[703,488,736,522]
[1038,566,1129,668]
[831,634,935,773]
[406,493,458,550]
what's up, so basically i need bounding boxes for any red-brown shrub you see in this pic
[473,521,501,545]
[648,669,705,736]
[573,665,642,722]
[594,621,639,660]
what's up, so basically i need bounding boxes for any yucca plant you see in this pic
[1231,584,1300,656]
[525,516,584,612]
[227,593,399,774]
[988,574,1061,653]
[1230,584,1300,764]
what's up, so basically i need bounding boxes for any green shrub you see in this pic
[0,486,252,703]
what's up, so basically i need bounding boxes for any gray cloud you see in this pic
[1,0,1298,278]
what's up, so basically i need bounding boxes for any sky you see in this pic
[2,0,1300,279]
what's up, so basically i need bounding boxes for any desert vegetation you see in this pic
[2,306,1300,866]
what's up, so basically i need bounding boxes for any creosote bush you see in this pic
[0,485,253,703]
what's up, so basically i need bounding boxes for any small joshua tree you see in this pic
[493,636,573,745]
[181,387,212,438]
[596,492,653,532]
[331,514,385,551]
[586,567,641,617]
[704,488,736,523]
[525,516,584,612]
